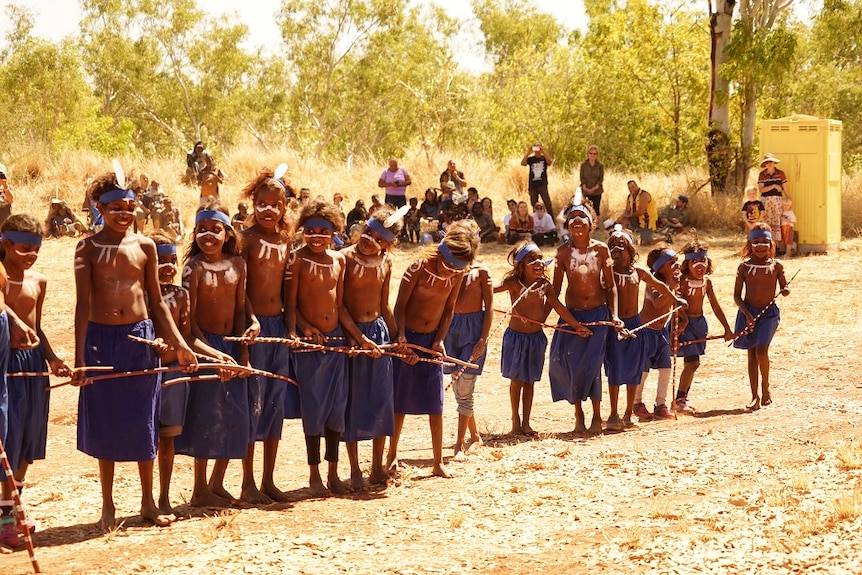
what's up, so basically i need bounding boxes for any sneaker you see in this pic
[675,398,695,414]
[633,403,653,421]
[653,404,675,420]
[0,517,20,548]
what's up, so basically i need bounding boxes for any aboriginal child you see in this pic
[445,259,493,457]
[605,226,679,430]
[386,219,480,478]
[0,215,72,547]
[496,241,591,436]
[550,203,620,436]
[285,199,376,496]
[176,201,251,508]
[633,247,688,421]
[733,224,789,410]
[673,237,733,413]
[73,171,196,530]
[741,185,764,231]
[405,197,421,243]
[239,170,296,504]
[340,206,402,490]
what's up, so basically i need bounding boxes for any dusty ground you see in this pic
[2,234,862,575]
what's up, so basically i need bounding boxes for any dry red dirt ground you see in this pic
[3,235,862,575]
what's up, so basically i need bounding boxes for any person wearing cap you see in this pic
[530,201,558,246]
[757,152,790,253]
[656,194,691,239]
[377,157,412,209]
[0,165,14,226]
[579,145,605,218]
[185,141,207,184]
[521,143,555,218]
[618,180,658,245]
[157,197,184,238]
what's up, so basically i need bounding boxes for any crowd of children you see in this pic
[0,165,794,549]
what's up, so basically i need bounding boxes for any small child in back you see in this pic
[405,197,421,243]
[733,224,789,410]
[780,197,797,256]
[741,185,764,231]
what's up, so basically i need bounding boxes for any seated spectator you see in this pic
[45,198,86,238]
[470,202,500,244]
[158,197,184,238]
[465,186,480,211]
[656,194,691,238]
[346,199,368,229]
[133,190,150,233]
[438,181,456,214]
[506,201,534,245]
[368,194,383,215]
[502,199,517,236]
[419,187,440,221]
[531,201,558,246]
[481,197,495,221]
[232,202,249,231]
[741,185,764,231]
[332,193,344,213]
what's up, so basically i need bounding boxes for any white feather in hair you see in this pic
[383,204,410,227]
[111,158,126,189]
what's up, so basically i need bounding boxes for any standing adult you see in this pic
[757,153,790,251]
[520,143,555,217]
[579,145,605,218]
[440,160,467,193]
[0,164,14,226]
[618,180,657,245]
[378,157,412,208]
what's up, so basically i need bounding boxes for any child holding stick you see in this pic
[673,237,733,413]
[285,199,376,496]
[386,219,480,478]
[73,170,196,530]
[0,215,71,547]
[341,206,402,489]
[239,170,296,503]
[176,201,251,508]
[496,241,590,436]
[733,224,789,410]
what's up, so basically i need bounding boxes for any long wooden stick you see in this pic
[162,374,221,387]
[622,305,683,339]
[728,268,800,346]
[403,343,478,370]
[8,366,114,378]
[492,308,622,334]
[0,436,41,572]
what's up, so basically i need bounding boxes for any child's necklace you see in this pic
[424,264,453,287]
[257,238,287,262]
[352,252,384,280]
[301,257,334,278]
[743,261,775,275]
[613,267,638,286]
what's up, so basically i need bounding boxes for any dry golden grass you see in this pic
[835,439,862,471]
[830,488,862,521]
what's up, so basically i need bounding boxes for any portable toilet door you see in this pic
[759,114,842,253]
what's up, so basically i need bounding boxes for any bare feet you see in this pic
[141,502,173,527]
[587,417,603,436]
[349,472,364,493]
[260,482,291,503]
[622,413,637,429]
[385,457,400,476]
[308,478,330,498]
[573,417,587,435]
[327,474,352,495]
[368,470,389,487]
[98,504,117,532]
[761,392,772,406]
[190,489,231,509]
[431,462,453,478]
[210,485,236,503]
[157,497,176,516]
[605,414,623,432]
[746,397,761,411]
[522,424,537,437]
[466,435,483,450]
[511,417,523,436]
[240,484,273,505]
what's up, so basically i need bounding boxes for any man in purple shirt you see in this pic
[378,157,412,209]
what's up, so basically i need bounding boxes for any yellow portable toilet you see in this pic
[759,114,842,253]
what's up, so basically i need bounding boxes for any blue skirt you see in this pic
[160,363,188,431]
[248,315,293,440]
[733,303,780,349]
[604,315,644,387]
[175,331,250,460]
[293,326,348,436]
[344,318,394,442]
[501,328,547,383]
[677,315,708,357]
[0,311,8,448]
[642,325,672,371]
[393,330,444,415]
[443,311,486,375]
[6,345,48,470]
[549,306,609,403]
[77,320,160,462]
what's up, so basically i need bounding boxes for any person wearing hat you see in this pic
[0,165,14,226]
[521,143,555,218]
[157,196,183,238]
[656,194,691,240]
[757,152,791,253]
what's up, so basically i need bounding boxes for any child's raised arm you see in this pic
[638,267,687,310]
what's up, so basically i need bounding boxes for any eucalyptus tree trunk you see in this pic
[707,0,736,194]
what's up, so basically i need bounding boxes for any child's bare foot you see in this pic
[308,478,330,498]
[210,485,236,503]
[511,418,523,436]
[349,472,364,492]
[385,456,399,475]
[141,502,173,527]
[261,482,290,503]
[622,413,636,428]
[746,397,761,411]
[240,484,273,505]
[587,417,603,436]
[368,470,389,486]
[605,414,623,432]
[761,391,772,406]
[522,424,537,436]
[573,416,587,435]
[327,475,352,495]
[190,489,231,508]
[158,497,175,516]
[98,504,117,532]
[466,435,483,450]
[432,462,453,478]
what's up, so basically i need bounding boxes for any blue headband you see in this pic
[195,209,232,228]
[651,249,677,273]
[99,187,136,204]
[609,229,635,246]
[367,217,396,243]
[269,178,288,193]
[2,231,42,247]
[748,229,773,241]
[684,251,708,261]
[565,205,594,224]
[438,240,468,270]
[156,244,177,256]
[303,217,335,232]
[514,243,541,264]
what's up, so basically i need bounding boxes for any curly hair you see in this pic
[742,222,776,260]
[607,229,638,264]
[680,238,714,276]
[149,229,178,248]
[503,239,547,282]
[239,169,293,235]
[86,172,123,203]
[366,205,404,243]
[440,219,480,264]
[646,244,676,283]
[296,198,345,234]
[184,199,241,264]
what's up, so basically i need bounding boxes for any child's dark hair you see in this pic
[563,202,597,231]
[86,172,124,203]
[607,228,638,263]
[149,229,178,248]
[504,239,546,282]
[646,244,676,283]
[297,198,345,234]
[438,219,479,264]
[742,222,776,259]
[185,199,241,263]
[680,235,713,276]
[239,168,293,235]
[1,213,43,261]
[367,205,403,241]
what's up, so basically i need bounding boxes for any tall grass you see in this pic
[5,145,862,238]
